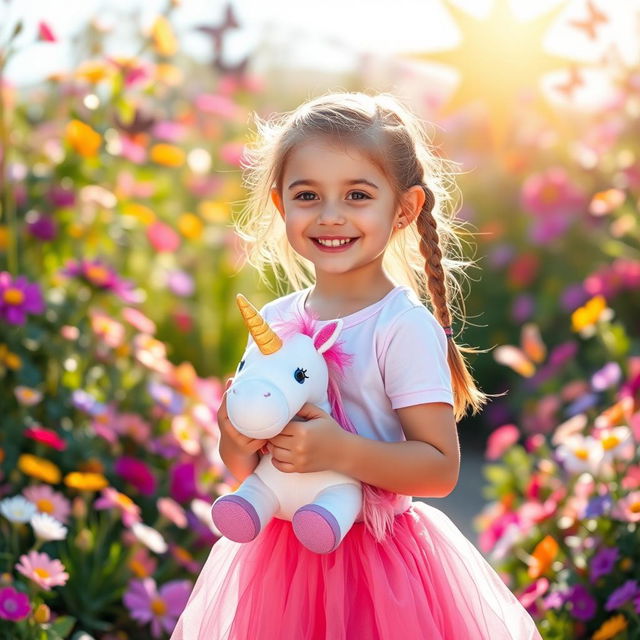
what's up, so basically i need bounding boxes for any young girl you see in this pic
[171,91,542,639]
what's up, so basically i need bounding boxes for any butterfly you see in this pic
[493,323,546,378]
[568,0,608,41]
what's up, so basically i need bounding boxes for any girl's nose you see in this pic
[317,205,346,224]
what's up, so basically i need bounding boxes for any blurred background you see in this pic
[1,0,639,637]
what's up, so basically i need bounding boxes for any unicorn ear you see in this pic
[312,319,343,354]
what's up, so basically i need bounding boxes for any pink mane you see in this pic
[276,309,400,542]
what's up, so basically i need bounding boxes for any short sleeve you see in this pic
[381,306,454,409]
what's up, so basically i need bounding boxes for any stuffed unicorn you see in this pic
[210,294,365,554]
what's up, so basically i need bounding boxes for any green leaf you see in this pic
[49,615,77,638]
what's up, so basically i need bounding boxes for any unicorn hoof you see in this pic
[211,495,261,543]
[292,504,341,554]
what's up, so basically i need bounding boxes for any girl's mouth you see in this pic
[311,237,358,252]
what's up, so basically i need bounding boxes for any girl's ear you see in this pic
[312,319,343,354]
[271,188,285,220]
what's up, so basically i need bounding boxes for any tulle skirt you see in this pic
[171,500,541,640]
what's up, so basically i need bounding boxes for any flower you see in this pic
[583,493,612,519]
[115,457,156,495]
[131,522,168,554]
[605,580,639,611]
[485,424,520,460]
[14,386,43,406]
[528,535,559,579]
[30,513,68,541]
[22,485,71,523]
[147,221,181,252]
[61,258,141,303]
[95,487,142,526]
[65,119,101,156]
[592,613,628,640]
[24,426,66,451]
[0,496,37,523]
[0,586,31,621]
[15,551,69,590]
[0,272,45,325]
[123,578,191,638]
[128,546,158,578]
[597,426,634,464]
[565,583,597,621]
[157,497,187,528]
[611,490,640,523]
[122,307,156,334]
[590,546,619,583]
[17,454,61,484]
[555,435,603,475]
[64,471,108,491]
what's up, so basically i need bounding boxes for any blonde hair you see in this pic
[235,91,489,422]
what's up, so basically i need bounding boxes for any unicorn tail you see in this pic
[361,483,399,542]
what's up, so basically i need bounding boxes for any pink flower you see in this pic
[485,424,520,460]
[37,21,57,42]
[147,222,180,253]
[123,578,191,638]
[115,413,151,443]
[157,497,187,528]
[194,93,239,119]
[122,307,156,334]
[22,485,71,524]
[219,141,246,167]
[95,487,142,526]
[23,426,66,451]
[0,586,31,621]
[0,272,45,325]
[115,457,156,495]
[611,490,640,522]
[15,550,69,590]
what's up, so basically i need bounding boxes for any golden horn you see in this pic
[236,294,282,355]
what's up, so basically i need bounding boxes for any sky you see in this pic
[1,0,639,108]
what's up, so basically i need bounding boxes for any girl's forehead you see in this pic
[282,137,386,183]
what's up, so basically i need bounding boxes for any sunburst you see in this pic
[403,0,573,149]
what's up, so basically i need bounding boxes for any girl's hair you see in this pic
[235,90,489,422]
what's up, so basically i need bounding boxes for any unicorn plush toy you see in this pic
[211,294,365,555]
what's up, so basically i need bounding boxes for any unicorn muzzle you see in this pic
[226,379,290,439]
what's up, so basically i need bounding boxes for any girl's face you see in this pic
[271,137,404,281]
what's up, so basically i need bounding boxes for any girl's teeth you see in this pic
[317,238,352,247]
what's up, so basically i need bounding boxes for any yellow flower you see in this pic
[122,203,156,225]
[571,295,607,332]
[66,120,101,157]
[177,213,204,239]
[155,63,183,87]
[18,454,61,484]
[592,614,628,640]
[64,472,108,491]
[150,16,178,57]
[198,201,230,223]
[74,60,112,84]
[150,144,185,167]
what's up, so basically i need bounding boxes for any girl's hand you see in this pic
[267,403,347,473]
[217,378,269,456]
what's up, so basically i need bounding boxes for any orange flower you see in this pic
[571,295,608,333]
[18,454,61,484]
[66,120,101,157]
[592,614,628,640]
[64,472,108,491]
[177,213,203,239]
[150,144,185,167]
[150,16,178,56]
[74,60,112,84]
[528,535,559,579]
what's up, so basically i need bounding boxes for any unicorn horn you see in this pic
[236,294,282,355]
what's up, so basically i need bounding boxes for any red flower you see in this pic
[24,427,66,451]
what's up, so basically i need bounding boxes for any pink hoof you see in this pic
[292,504,341,554]
[211,495,260,543]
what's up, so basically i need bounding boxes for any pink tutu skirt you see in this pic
[171,501,541,640]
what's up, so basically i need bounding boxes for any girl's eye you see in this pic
[294,367,309,384]
[294,192,316,201]
[348,191,370,200]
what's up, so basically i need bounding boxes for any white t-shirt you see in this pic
[258,285,454,443]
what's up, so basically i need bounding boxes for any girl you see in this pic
[171,91,542,639]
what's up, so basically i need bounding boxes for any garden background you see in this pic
[1,0,639,638]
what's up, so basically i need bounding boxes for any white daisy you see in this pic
[130,521,168,554]
[555,434,603,475]
[30,512,68,541]
[598,426,634,463]
[0,495,37,523]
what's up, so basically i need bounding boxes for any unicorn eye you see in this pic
[237,360,245,371]
[294,367,309,384]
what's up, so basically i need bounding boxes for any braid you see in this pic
[415,185,453,335]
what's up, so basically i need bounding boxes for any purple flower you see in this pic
[605,579,639,611]
[511,293,535,324]
[166,270,194,297]
[71,389,103,415]
[543,590,567,610]
[590,546,619,583]
[48,185,75,208]
[61,258,142,303]
[115,456,156,496]
[566,584,597,621]
[591,362,622,392]
[565,392,599,418]
[26,213,58,241]
[0,586,31,621]
[584,494,612,519]
[148,381,185,414]
[560,283,589,313]
[0,272,45,325]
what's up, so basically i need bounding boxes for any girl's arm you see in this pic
[218,431,261,484]
[267,401,460,498]
[335,402,460,498]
